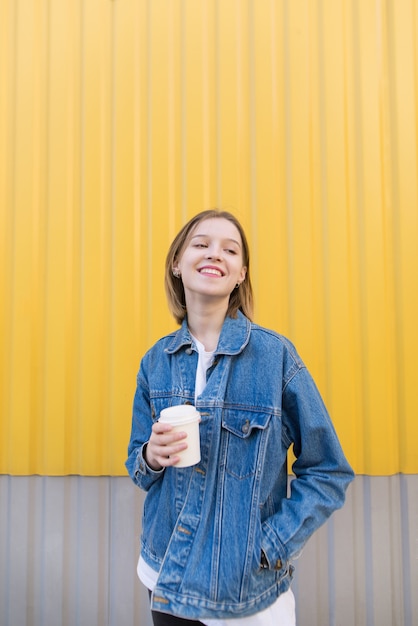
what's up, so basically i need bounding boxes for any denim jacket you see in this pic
[126,312,354,620]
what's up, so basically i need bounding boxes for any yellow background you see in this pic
[1,0,417,475]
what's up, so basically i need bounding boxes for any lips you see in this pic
[198,266,224,277]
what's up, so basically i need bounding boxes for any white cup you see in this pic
[159,405,201,467]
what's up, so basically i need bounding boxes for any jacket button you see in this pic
[242,420,250,433]
[274,559,283,570]
[185,347,193,355]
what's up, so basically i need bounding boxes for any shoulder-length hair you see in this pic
[164,209,254,324]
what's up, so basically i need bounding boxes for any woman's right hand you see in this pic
[144,421,188,471]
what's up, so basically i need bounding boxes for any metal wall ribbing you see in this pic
[0,475,417,626]
[1,1,417,476]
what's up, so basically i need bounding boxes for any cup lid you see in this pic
[159,404,200,423]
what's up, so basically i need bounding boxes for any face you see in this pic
[173,217,247,308]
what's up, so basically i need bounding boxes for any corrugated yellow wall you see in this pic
[1,0,417,476]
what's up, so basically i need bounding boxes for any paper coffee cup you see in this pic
[159,405,201,467]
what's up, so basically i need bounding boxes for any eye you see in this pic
[194,242,208,248]
[225,248,237,255]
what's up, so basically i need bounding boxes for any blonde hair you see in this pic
[165,209,254,324]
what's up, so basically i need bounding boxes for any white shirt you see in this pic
[137,336,296,625]
[192,335,215,401]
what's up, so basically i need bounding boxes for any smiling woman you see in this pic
[125,209,354,626]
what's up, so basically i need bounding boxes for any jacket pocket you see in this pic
[221,410,272,479]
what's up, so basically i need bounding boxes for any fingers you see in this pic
[146,422,188,469]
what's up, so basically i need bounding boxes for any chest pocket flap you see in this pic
[222,409,272,438]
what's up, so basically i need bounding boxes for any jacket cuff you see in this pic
[134,443,165,478]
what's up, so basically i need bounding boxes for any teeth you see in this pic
[200,268,222,277]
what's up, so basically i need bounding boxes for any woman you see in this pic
[126,209,354,625]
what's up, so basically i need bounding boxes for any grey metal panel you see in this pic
[292,475,418,626]
[0,476,151,626]
[0,475,417,626]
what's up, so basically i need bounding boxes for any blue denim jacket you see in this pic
[126,312,354,620]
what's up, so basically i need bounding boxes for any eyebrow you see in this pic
[190,234,242,248]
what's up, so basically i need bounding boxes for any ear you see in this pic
[239,266,247,283]
[172,261,181,278]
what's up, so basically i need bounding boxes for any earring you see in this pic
[235,282,240,288]
[173,269,181,278]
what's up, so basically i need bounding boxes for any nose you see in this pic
[206,247,222,261]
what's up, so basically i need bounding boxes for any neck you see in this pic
[186,304,227,352]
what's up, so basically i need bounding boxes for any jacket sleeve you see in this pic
[125,358,165,491]
[261,365,354,569]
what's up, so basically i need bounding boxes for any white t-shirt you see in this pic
[137,336,296,626]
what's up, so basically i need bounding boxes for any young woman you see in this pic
[126,209,354,626]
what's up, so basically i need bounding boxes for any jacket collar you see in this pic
[165,311,251,356]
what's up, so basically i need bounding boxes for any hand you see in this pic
[144,421,188,471]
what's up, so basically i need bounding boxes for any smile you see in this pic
[199,267,224,277]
